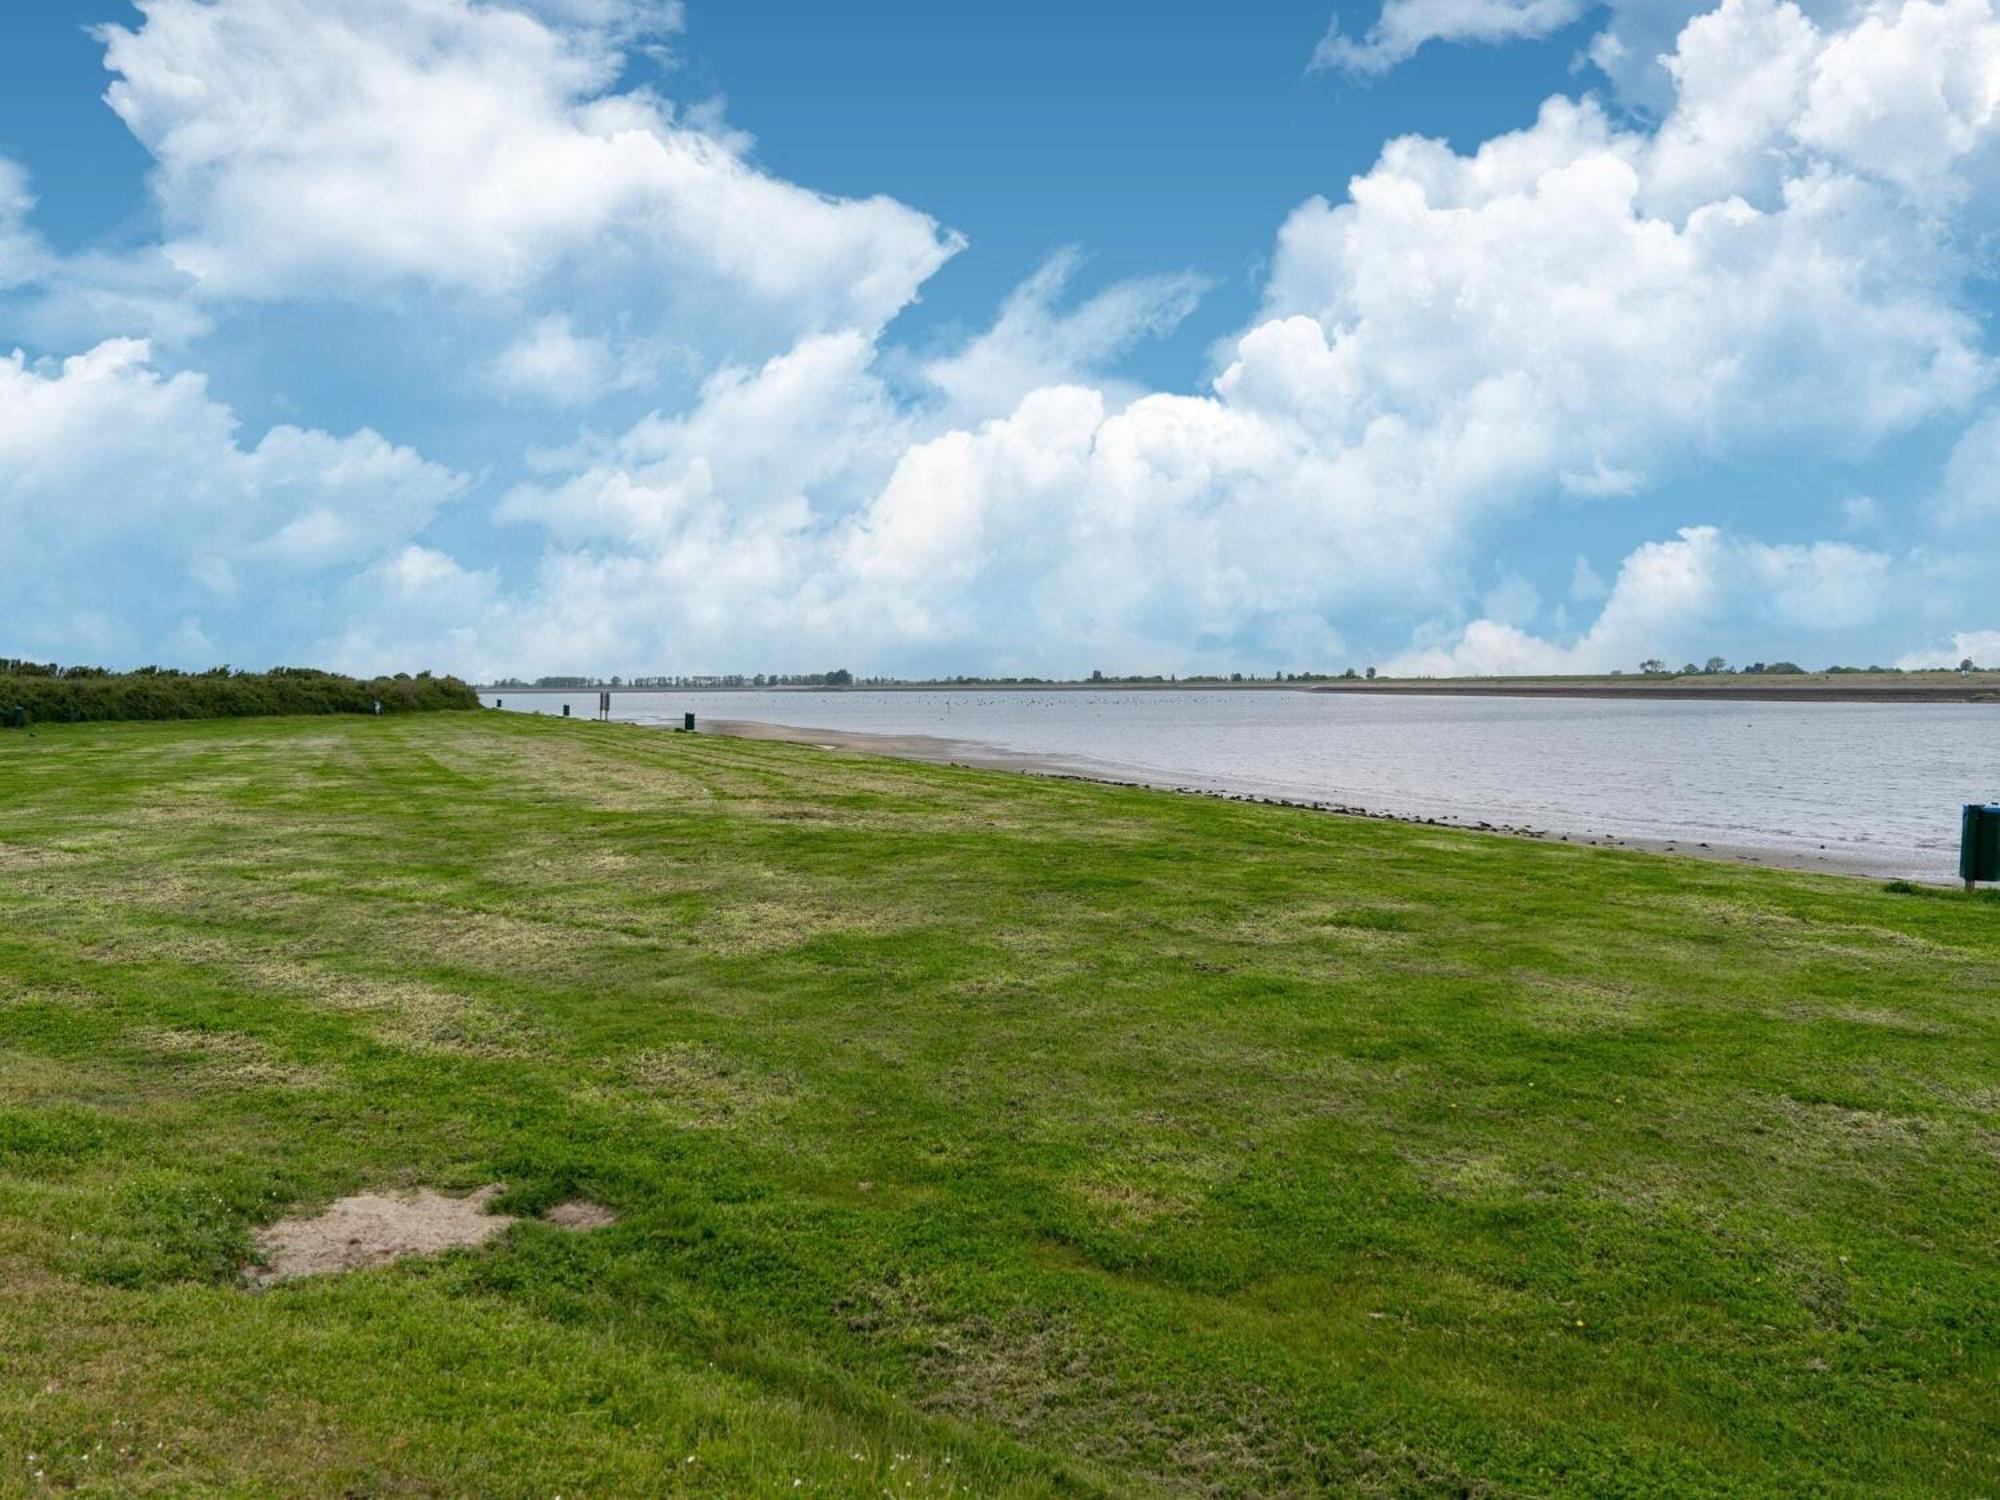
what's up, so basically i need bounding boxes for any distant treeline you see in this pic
[487,668,1335,688]
[486,660,1982,690]
[0,663,479,726]
[491,670,857,689]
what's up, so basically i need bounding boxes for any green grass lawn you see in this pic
[1,713,1995,1497]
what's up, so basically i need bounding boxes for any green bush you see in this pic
[0,665,479,726]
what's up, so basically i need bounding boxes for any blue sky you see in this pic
[2,0,1997,677]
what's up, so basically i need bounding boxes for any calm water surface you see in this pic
[486,689,2000,882]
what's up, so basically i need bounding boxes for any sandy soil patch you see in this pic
[246,1186,616,1285]
[248,1185,514,1285]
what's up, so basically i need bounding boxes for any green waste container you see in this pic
[1962,805,2000,885]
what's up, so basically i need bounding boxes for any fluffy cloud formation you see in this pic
[0,160,49,292]
[334,0,2000,676]
[523,0,683,41]
[1896,629,2000,668]
[0,160,207,346]
[1389,527,1897,674]
[1646,0,2000,214]
[1260,91,1983,456]
[489,315,661,406]
[1938,408,2000,524]
[8,0,2000,677]
[0,339,466,660]
[1794,0,2000,203]
[438,0,2000,668]
[99,0,960,363]
[1313,0,1590,75]
[498,331,906,548]
[919,249,1207,420]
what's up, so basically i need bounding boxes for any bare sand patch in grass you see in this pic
[247,1186,617,1285]
[248,1185,514,1285]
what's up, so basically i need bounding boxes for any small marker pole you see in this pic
[1962,803,1999,892]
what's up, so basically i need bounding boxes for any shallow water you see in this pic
[485,688,2000,882]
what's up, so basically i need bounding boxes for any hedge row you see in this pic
[0,667,480,726]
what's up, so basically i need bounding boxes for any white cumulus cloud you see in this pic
[489,315,661,406]
[98,0,961,359]
[919,248,1207,421]
[12,0,2000,678]
[1313,0,1591,75]
[1388,527,1897,675]
[1896,629,2000,667]
[0,339,467,661]
[1938,407,2000,524]
[0,159,49,293]
[358,0,2000,677]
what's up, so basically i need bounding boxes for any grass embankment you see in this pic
[0,713,1994,1496]
[0,667,477,725]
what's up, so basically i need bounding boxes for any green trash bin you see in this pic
[1962,805,2000,886]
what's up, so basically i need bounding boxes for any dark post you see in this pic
[1963,804,2000,891]
[684,711,696,733]
[562,703,570,718]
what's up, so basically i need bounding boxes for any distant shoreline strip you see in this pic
[481,681,2000,704]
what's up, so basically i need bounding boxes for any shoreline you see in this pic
[1310,682,2000,704]
[701,718,1920,882]
[483,679,2000,704]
